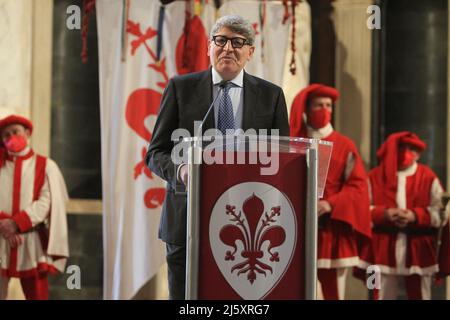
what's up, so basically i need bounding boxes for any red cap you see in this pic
[400,135,426,151]
[290,84,339,137]
[377,131,426,188]
[0,115,33,135]
[0,115,33,155]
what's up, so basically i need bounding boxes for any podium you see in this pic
[178,135,332,300]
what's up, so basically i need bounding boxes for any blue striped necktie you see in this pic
[217,82,235,134]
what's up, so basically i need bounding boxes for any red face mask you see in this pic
[397,149,415,169]
[4,135,28,153]
[307,108,331,129]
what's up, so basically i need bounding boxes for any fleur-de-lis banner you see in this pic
[97,0,214,299]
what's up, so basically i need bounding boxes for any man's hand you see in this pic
[0,219,19,239]
[179,164,188,186]
[318,200,332,217]
[384,208,402,223]
[7,234,24,248]
[395,209,416,228]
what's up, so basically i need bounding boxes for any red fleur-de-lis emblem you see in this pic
[125,19,169,210]
[210,182,297,299]
[124,16,210,210]
[219,194,286,284]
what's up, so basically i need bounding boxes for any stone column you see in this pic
[332,0,374,300]
[332,0,373,166]
[30,0,53,156]
[0,0,52,156]
[0,0,32,118]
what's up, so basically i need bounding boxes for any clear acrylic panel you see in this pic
[176,134,332,197]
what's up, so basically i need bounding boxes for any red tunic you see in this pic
[367,163,445,275]
[309,128,372,268]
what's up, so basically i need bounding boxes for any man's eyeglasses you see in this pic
[212,35,248,49]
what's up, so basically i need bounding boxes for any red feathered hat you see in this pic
[377,131,426,187]
[290,84,339,137]
[0,115,33,135]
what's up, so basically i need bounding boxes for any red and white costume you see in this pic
[0,116,69,300]
[290,84,372,300]
[365,132,448,299]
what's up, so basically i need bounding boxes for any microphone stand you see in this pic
[175,80,228,194]
[195,80,228,148]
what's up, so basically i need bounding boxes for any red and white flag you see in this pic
[218,1,311,111]
[96,0,212,299]
[219,1,290,86]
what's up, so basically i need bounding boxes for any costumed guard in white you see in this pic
[0,115,69,300]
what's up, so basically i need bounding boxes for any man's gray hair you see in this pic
[210,15,255,46]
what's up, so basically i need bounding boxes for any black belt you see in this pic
[373,226,437,236]
[22,223,46,234]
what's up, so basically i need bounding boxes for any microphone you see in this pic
[195,80,228,147]
[174,80,228,195]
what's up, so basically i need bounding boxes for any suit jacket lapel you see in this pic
[195,69,215,131]
[242,71,259,131]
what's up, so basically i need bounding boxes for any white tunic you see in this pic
[0,148,69,277]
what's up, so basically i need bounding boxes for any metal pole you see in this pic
[305,141,318,300]
[185,144,201,299]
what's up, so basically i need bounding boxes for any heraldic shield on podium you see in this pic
[176,135,332,300]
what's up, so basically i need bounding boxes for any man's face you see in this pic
[398,144,420,170]
[1,124,30,145]
[305,96,333,129]
[208,27,255,80]
[308,97,333,113]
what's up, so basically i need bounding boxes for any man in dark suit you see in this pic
[146,14,289,299]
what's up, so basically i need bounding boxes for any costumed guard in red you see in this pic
[290,84,372,300]
[0,115,69,300]
[364,132,448,299]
